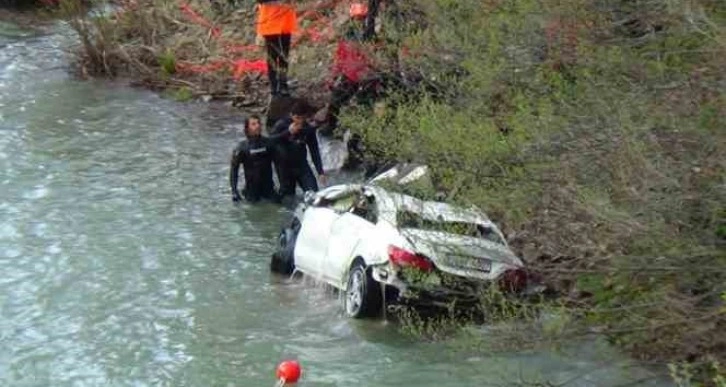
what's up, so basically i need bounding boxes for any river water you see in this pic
[0,17,670,387]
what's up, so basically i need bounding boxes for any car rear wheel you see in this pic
[344,262,382,319]
[270,226,297,275]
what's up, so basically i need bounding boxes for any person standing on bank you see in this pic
[230,115,294,203]
[271,102,326,198]
[256,0,297,96]
[257,0,344,97]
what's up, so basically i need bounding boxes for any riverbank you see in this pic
[55,0,345,112]
[53,0,726,384]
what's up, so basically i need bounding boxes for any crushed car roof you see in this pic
[364,185,494,227]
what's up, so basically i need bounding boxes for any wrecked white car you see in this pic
[270,166,526,318]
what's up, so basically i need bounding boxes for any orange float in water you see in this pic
[276,360,301,384]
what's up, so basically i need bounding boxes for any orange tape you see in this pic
[179,2,221,38]
[176,60,229,74]
[172,1,336,77]
[233,59,269,79]
[223,43,262,55]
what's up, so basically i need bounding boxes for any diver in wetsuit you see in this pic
[229,115,286,203]
[270,102,326,199]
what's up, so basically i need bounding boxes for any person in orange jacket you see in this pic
[256,0,298,96]
[257,0,342,96]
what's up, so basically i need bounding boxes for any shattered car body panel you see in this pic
[281,164,526,313]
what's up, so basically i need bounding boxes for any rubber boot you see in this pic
[278,72,291,97]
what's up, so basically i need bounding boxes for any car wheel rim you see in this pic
[346,269,364,315]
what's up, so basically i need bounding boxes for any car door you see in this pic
[294,206,339,276]
[322,211,377,288]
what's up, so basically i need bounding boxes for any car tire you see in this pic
[344,262,382,319]
[270,226,297,275]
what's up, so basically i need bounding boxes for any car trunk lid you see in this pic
[400,229,523,280]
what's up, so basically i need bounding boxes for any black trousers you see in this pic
[363,0,380,40]
[278,165,318,197]
[265,34,291,95]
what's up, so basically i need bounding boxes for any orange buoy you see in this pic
[276,360,301,385]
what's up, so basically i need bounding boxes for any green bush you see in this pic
[343,0,725,382]
[159,49,176,76]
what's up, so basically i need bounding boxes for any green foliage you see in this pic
[170,86,192,102]
[399,267,441,289]
[669,360,726,387]
[396,306,464,342]
[158,49,176,76]
[715,361,726,387]
[345,0,726,381]
[670,362,699,387]
[160,86,193,102]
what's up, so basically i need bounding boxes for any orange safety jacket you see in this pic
[256,1,298,37]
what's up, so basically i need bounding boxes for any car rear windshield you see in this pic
[396,211,505,245]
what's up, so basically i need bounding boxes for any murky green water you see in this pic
[0,18,670,387]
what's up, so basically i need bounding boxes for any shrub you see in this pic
[343,0,725,382]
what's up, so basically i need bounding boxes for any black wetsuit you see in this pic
[230,135,281,203]
[270,117,324,196]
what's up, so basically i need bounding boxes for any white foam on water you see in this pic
[0,223,19,239]
[32,222,47,237]
[3,247,21,258]
[22,186,48,200]
[47,243,62,255]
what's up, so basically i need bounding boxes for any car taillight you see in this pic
[388,245,434,272]
[498,268,527,293]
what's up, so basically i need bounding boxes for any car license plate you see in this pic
[478,259,492,272]
[452,256,492,272]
